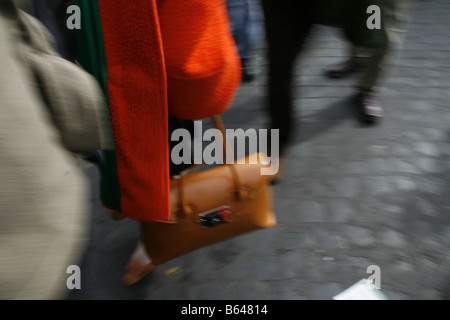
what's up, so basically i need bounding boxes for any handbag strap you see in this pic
[176,115,250,216]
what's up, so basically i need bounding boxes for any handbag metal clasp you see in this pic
[199,205,231,229]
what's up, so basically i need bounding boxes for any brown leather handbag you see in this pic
[142,116,277,265]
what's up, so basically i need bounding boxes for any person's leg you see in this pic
[261,0,313,157]
[227,0,254,82]
[354,45,389,122]
[122,114,195,286]
[349,0,398,123]
[122,242,156,286]
[325,42,373,79]
[356,46,389,94]
[227,0,251,59]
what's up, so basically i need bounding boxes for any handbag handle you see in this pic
[176,115,250,216]
[212,115,245,189]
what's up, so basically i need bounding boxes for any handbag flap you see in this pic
[169,152,273,220]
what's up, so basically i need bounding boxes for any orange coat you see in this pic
[97,0,241,222]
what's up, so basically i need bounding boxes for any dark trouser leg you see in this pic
[227,0,251,60]
[261,0,313,156]
[356,45,390,94]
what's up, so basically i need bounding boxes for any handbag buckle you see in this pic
[199,206,231,229]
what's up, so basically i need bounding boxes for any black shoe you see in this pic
[357,92,384,124]
[325,58,359,79]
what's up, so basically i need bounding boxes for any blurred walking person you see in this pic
[0,0,113,299]
[260,0,314,182]
[318,0,399,122]
[260,0,399,182]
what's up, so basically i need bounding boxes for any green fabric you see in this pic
[72,0,121,212]
[313,0,397,48]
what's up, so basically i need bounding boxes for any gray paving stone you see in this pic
[415,197,441,217]
[342,161,368,175]
[271,198,295,224]
[267,279,310,300]
[314,227,350,249]
[414,141,441,157]
[345,256,375,272]
[363,175,396,196]
[246,256,287,282]
[197,282,233,300]
[345,225,377,247]
[232,281,271,300]
[277,228,317,251]
[235,227,279,253]
[414,157,442,173]
[325,198,357,223]
[307,179,336,198]
[308,282,346,300]
[330,176,363,198]
[393,176,420,192]
[297,200,327,223]
[391,159,422,174]
[437,142,450,156]
[416,175,448,194]
[280,250,324,280]
[379,229,409,248]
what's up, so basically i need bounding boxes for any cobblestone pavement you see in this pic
[69,0,450,300]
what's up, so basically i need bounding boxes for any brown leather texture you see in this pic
[142,153,277,265]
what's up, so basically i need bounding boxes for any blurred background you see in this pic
[2,0,450,300]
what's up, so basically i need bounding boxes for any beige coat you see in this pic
[0,0,113,299]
